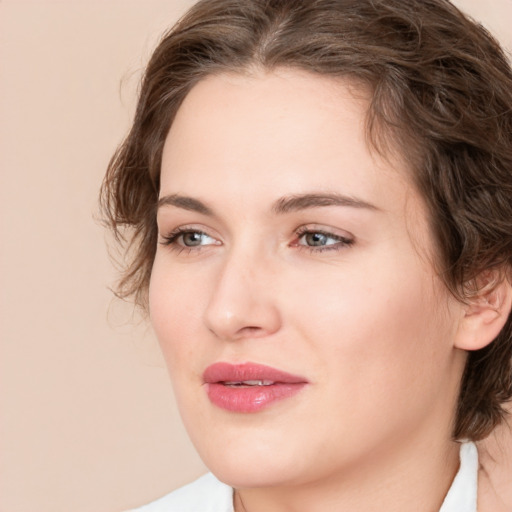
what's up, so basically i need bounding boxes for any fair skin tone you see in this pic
[149,69,508,512]
[479,421,512,511]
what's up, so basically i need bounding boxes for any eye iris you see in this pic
[305,232,329,246]
[182,232,203,246]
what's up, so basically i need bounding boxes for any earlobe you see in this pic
[454,274,512,351]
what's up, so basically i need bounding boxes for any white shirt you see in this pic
[131,442,478,512]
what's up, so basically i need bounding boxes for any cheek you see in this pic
[287,260,454,397]
[149,257,209,373]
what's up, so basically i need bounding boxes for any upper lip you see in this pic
[203,362,308,384]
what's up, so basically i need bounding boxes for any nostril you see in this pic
[237,326,265,337]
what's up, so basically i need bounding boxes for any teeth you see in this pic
[224,380,274,386]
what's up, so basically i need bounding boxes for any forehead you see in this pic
[163,70,405,186]
[161,69,421,216]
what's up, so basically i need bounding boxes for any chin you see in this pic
[190,425,319,489]
[207,456,304,489]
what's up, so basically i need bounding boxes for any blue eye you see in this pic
[160,229,218,249]
[300,232,337,247]
[180,231,210,247]
[296,229,353,251]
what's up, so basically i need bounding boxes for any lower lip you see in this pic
[206,382,306,413]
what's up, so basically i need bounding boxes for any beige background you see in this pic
[1,1,511,511]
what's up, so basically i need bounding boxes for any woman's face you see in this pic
[150,69,467,488]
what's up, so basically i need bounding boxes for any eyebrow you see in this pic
[157,192,379,216]
[157,194,214,216]
[272,193,379,214]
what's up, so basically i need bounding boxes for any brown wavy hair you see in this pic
[100,0,512,441]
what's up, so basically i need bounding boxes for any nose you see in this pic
[203,250,282,341]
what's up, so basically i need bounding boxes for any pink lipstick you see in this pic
[203,362,307,413]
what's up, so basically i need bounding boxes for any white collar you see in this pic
[439,442,478,512]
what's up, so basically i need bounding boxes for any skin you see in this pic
[478,417,512,511]
[149,69,482,512]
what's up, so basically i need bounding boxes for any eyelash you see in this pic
[159,226,354,254]
[159,227,215,254]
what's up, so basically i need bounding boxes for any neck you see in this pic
[234,434,461,512]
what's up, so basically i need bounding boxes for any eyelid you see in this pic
[295,224,354,240]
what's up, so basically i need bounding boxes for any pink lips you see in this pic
[203,362,308,413]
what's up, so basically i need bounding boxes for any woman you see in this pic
[101,0,512,510]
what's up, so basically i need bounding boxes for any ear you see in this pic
[454,271,512,351]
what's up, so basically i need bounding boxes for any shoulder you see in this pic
[126,473,234,512]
